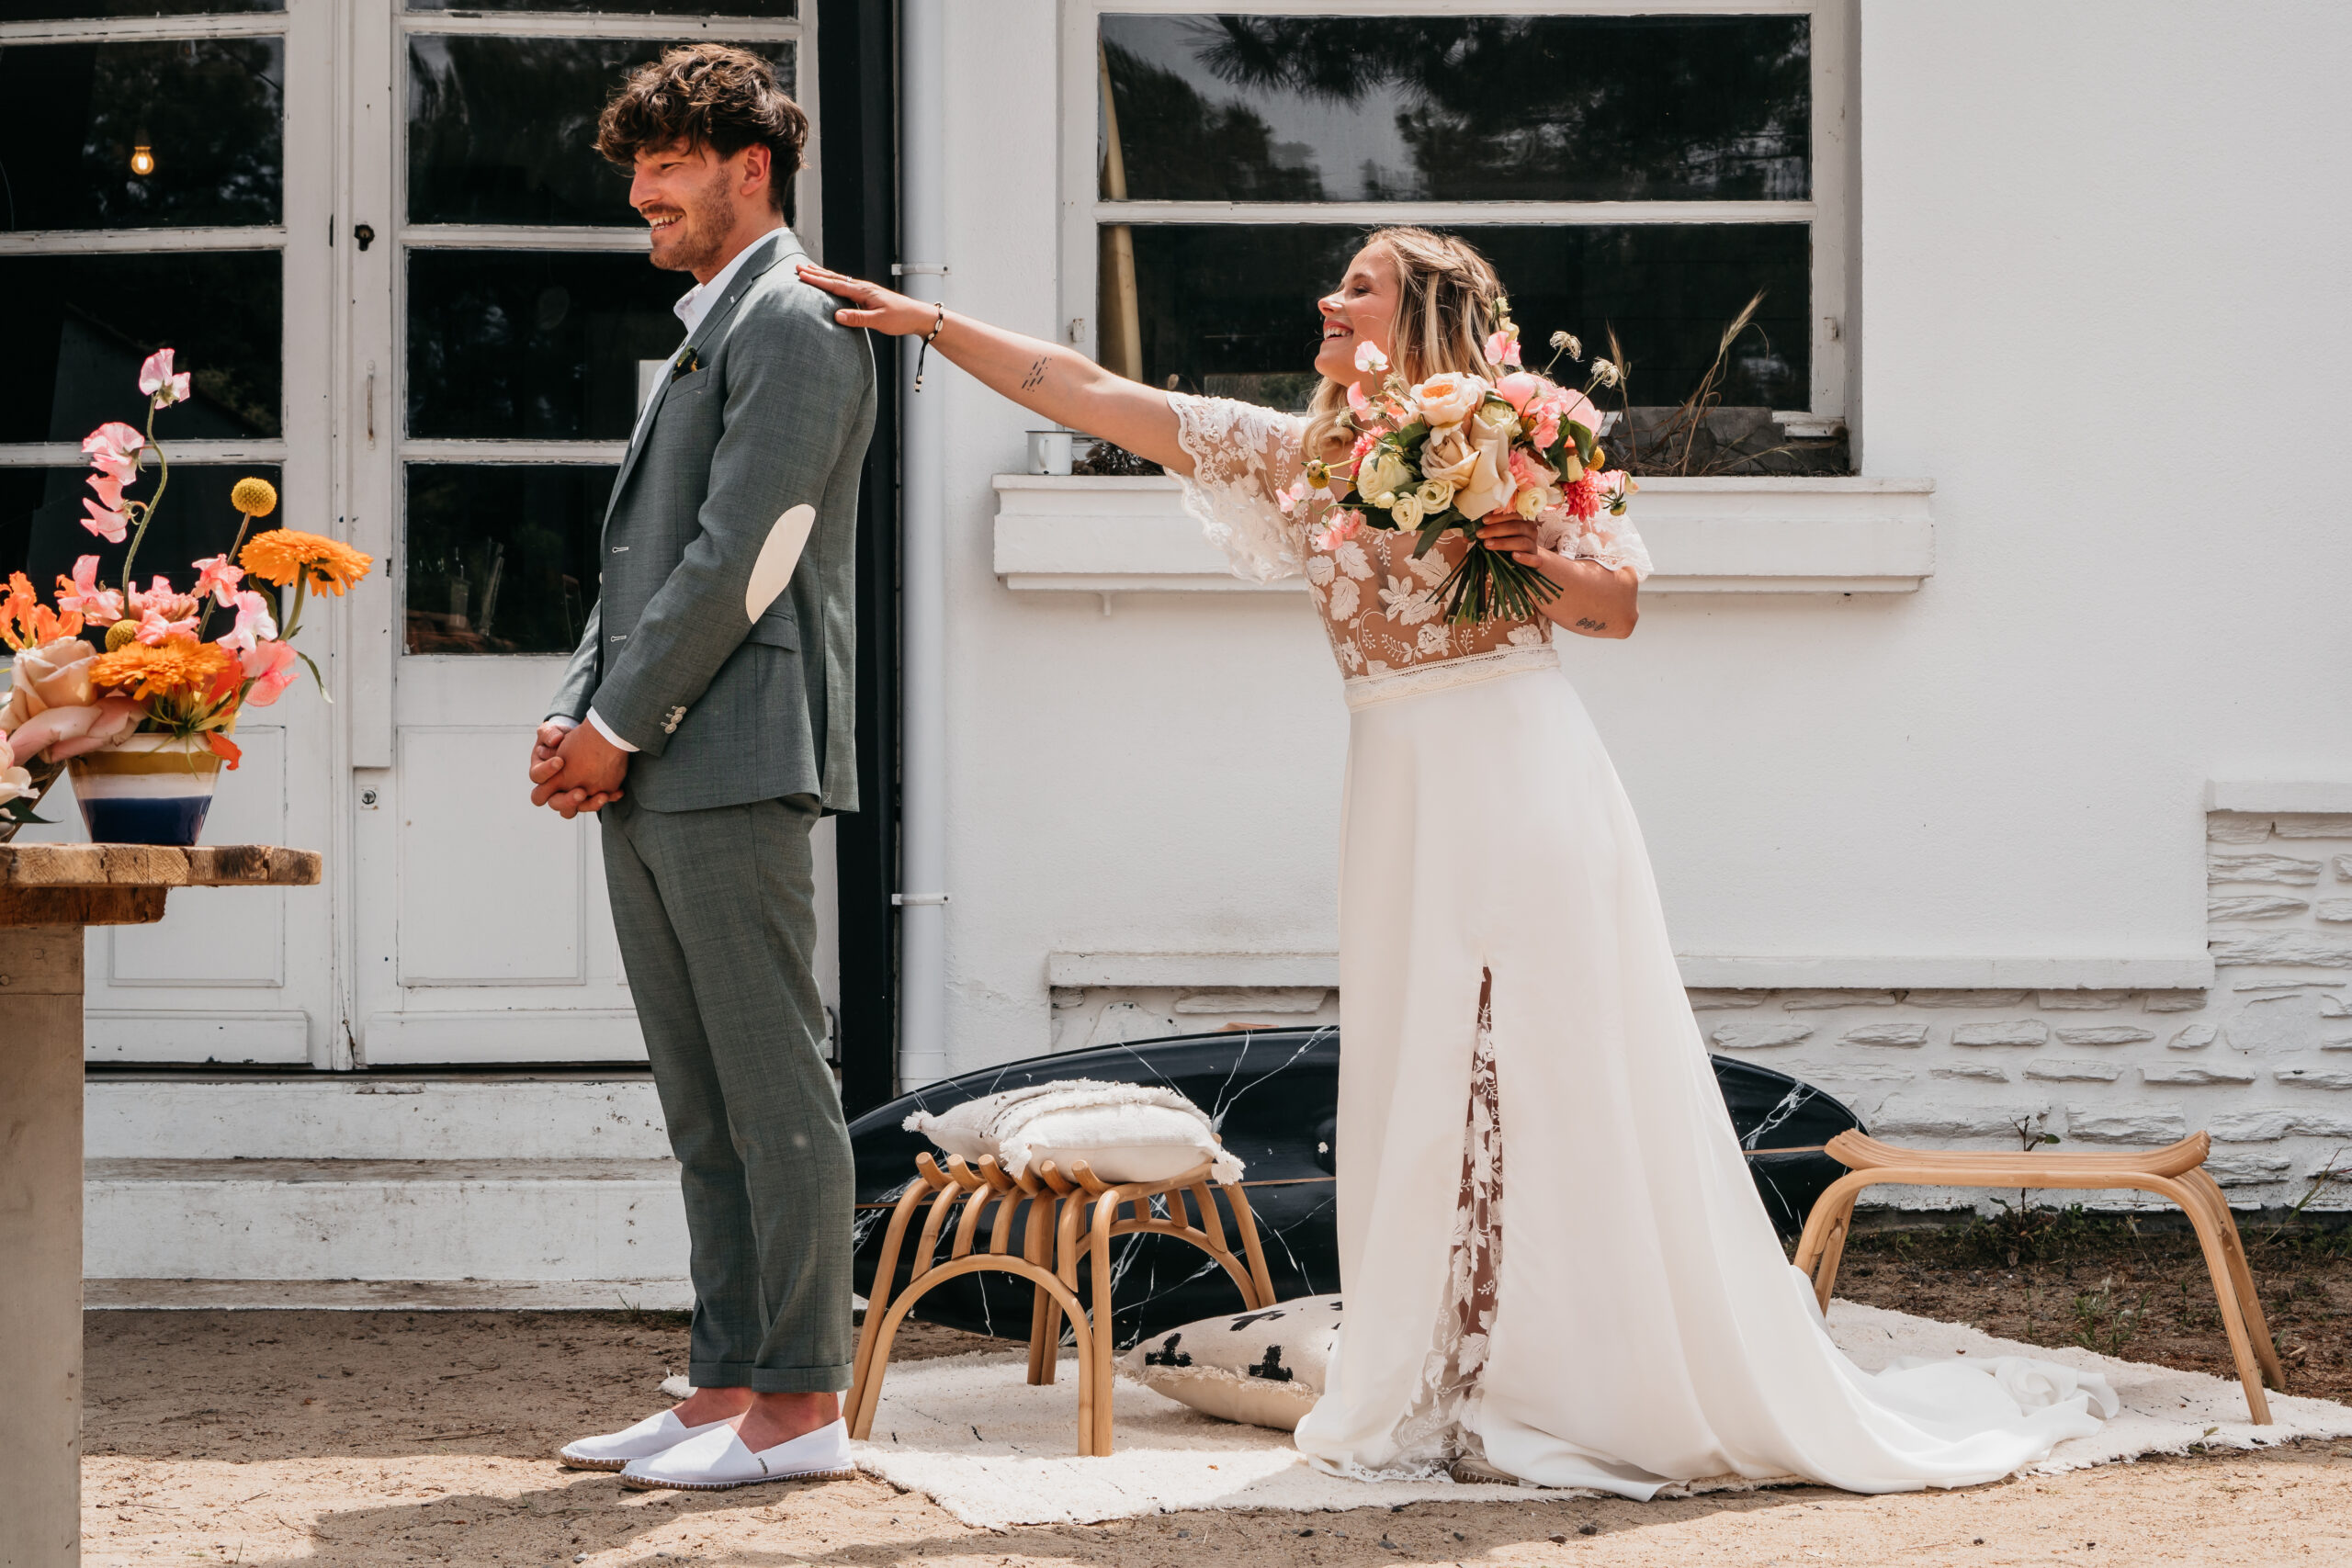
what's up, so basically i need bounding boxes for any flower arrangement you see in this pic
[1281,299,1637,625]
[0,349,375,837]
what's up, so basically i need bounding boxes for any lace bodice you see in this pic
[1170,394,1651,699]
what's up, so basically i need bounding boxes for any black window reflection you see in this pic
[407,251,691,441]
[0,39,284,231]
[0,253,283,444]
[0,0,277,21]
[408,0,792,13]
[408,36,796,227]
[1102,14,1810,205]
[0,466,283,603]
[1121,224,1810,413]
[404,464,611,656]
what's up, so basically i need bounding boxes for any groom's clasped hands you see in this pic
[527,718,628,818]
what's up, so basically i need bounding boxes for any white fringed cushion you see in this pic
[902,1079,1242,1184]
[1118,1294,1340,1431]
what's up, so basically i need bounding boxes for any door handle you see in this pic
[354,223,376,252]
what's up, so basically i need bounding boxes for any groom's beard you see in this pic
[647,163,737,276]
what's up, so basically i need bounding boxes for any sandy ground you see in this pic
[83,1292,2352,1568]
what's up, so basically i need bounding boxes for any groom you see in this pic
[529,44,876,1491]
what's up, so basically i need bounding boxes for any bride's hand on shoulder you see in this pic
[797,264,937,337]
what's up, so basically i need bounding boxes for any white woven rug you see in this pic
[780,1303,2352,1529]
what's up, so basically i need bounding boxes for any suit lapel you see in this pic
[601,229,808,531]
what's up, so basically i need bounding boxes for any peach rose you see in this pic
[1410,371,1488,427]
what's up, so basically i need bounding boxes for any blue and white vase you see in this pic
[68,734,222,846]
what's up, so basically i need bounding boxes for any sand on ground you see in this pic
[82,1300,2352,1568]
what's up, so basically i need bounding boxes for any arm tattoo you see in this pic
[1574,617,1609,632]
[1019,356,1048,391]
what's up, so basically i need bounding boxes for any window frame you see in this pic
[1059,0,1852,427]
[379,3,818,662]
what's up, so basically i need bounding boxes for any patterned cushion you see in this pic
[1118,1294,1341,1431]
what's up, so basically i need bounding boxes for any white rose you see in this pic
[1389,493,1426,529]
[1419,424,1478,488]
[1453,419,1518,521]
[9,638,98,716]
[1357,448,1412,505]
[1414,479,1456,513]
[0,765,35,807]
[1410,372,1488,427]
[1512,486,1545,520]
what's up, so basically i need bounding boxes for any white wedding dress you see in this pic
[1170,394,2117,1497]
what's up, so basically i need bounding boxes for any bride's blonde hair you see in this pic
[1304,226,1510,461]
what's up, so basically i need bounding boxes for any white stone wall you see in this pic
[1050,812,2352,1214]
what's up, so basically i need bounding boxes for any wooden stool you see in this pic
[845,1151,1276,1456]
[1792,1129,2285,1424]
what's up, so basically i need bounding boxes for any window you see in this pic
[0,7,299,588]
[392,2,814,655]
[1065,3,1848,423]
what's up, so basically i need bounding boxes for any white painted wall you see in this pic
[927,2,2352,1087]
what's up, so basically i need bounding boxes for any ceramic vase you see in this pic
[66,734,222,846]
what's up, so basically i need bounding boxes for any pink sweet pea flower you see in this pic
[133,606,198,645]
[138,348,191,408]
[219,590,278,654]
[82,422,145,482]
[55,557,124,624]
[81,498,130,544]
[239,638,299,706]
[1351,340,1389,376]
[87,468,126,513]
[1484,331,1523,368]
[1312,509,1365,552]
[191,553,244,607]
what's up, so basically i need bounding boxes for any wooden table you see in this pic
[0,844,321,1568]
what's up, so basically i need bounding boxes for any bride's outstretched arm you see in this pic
[797,264,1193,477]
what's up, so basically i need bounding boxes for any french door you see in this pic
[341,0,836,1066]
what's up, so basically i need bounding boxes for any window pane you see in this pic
[1102,14,1810,204]
[0,0,277,19]
[407,251,686,440]
[1,465,284,598]
[404,464,611,655]
[0,253,283,444]
[0,38,285,230]
[1115,224,1810,412]
[407,0,792,13]
[408,36,797,226]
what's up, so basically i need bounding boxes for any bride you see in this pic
[797,228,2115,1496]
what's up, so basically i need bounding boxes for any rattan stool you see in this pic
[1792,1129,2284,1424]
[845,1151,1276,1456]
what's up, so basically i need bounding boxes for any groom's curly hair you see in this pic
[596,44,808,211]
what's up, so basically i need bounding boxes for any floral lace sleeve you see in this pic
[1540,506,1654,583]
[1169,393,1311,583]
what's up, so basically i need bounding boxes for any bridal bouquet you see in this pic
[0,349,374,829]
[1282,300,1635,625]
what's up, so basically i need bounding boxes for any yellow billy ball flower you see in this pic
[105,618,141,652]
[231,477,278,518]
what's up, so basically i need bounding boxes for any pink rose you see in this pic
[239,638,299,706]
[1495,371,1546,413]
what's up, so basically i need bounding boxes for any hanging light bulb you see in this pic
[130,133,155,176]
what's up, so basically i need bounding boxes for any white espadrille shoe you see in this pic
[618,1417,856,1492]
[557,1409,730,1472]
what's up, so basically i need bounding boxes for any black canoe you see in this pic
[847,1027,1863,1347]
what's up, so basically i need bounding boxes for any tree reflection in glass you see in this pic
[1102,14,1810,205]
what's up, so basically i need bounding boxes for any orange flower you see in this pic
[89,635,232,703]
[3,571,83,651]
[240,528,374,596]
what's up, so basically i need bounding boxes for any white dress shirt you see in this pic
[579,223,790,753]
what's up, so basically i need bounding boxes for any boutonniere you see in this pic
[670,345,702,382]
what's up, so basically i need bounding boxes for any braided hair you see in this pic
[1304,227,1510,462]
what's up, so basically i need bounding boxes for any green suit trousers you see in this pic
[600,793,853,1393]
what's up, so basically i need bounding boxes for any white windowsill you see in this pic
[1049,952,2215,993]
[993,474,1936,597]
[2206,781,2352,815]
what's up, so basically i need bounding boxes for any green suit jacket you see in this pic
[546,230,875,813]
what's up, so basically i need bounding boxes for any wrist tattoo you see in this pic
[1574,617,1609,632]
[1020,356,1048,390]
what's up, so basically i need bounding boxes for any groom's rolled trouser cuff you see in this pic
[688,1360,854,1394]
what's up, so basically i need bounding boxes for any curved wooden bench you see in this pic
[1792,1129,2283,1424]
[844,1150,1273,1457]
